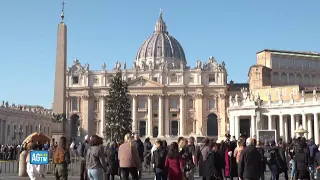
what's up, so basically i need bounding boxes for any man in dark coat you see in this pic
[220,133,238,179]
[238,138,263,180]
[133,134,144,178]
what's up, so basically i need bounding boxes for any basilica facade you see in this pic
[62,12,228,139]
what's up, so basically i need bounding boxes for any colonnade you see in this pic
[231,112,320,144]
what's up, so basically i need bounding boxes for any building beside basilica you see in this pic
[0,102,55,145]
[53,11,229,140]
[228,50,320,144]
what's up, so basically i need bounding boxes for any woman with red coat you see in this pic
[165,142,184,180]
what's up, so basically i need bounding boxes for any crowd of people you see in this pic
[0,144,21,160]
[20,132,320,180]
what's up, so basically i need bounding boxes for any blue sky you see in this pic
[0,0,319,108]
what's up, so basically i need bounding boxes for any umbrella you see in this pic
[22,132,51,145]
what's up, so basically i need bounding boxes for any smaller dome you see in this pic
[135,10,186,69]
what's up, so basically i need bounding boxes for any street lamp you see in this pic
[15,125,23,144]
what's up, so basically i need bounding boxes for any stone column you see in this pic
[279,114,284,138]
[164,95,169,136]
[179,94,185,136]
[82,96,92,136]
[307,115,313,139]
[290,114,295,138]
[314,113,319,144]
[147,95,153,137]
[100,96,105,136]
[158,95,164,137]
[235,116,240,140]
[229,116,234,137]
[131,95,137,133]
[295,115,299,137]
[268,115,272,130]
[195,94,203,135]
[302,114,307,137]
[284,116,288,142]
[251,115,256,137]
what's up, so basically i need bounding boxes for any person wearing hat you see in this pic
[220,133,238,179]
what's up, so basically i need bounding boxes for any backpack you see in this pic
[53,148,66,164]
[183,145,195,172]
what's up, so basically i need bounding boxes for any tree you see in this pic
[105,71,132,142]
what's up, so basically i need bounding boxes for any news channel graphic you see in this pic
[30,150,49,165]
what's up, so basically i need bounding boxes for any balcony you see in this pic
[169,108,179,112]
[138,108,147,112]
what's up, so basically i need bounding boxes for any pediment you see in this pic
[128,76,164,88]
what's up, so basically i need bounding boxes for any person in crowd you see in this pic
[256,141,266,180]
[105,141,119,180]
[162,140,168,151]
[78,135,90,180]
[198,138,210,180]
[144,137,152,169]
[277,141,289,180]
[53,136,71,180]
[205,141,224,180]
[165,142,184,180]
[184,136,197,180]
[86,135,107,180]
[151,139,168,180]
[294,141,310,180]
[238,138,263,180]
[314,146,320,179]
[116,141,123,179]
[220,133,238,180]
[234,140,245,165]
[178,138,186,154]
[133,134,144,178]
[26,143,45,180]
[287,139,296,180]
[118,133,141,180]
[266,141,282,180]
[308,138,318,179]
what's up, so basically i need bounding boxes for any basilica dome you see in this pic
[135,11,186,70]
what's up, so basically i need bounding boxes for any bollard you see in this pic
[18,150,28,177]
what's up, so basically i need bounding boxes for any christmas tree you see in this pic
[105,70,132,142]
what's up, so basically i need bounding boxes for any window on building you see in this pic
[138,98,146,108]
[72,97,78,111]
[255,72,260,80]
[171,76,178,83]
[189,99,194,109]
[171,121,178,136]
[94,77,99,85]
[152,77,158,82]
[72,76,79,84]
[153,99,158,110]
[153,114,158,118]
[170,99,178,108]
[189,76,194,83]
[139,121,146,137]
[171,114,178,118]
[94,99,99,111]
[209,74,215,82]
[209,99,215,109]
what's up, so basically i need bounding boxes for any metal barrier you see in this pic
[0,153,152,176]
[0,157,81,176]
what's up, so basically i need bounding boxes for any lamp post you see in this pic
[15,125,23,144]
